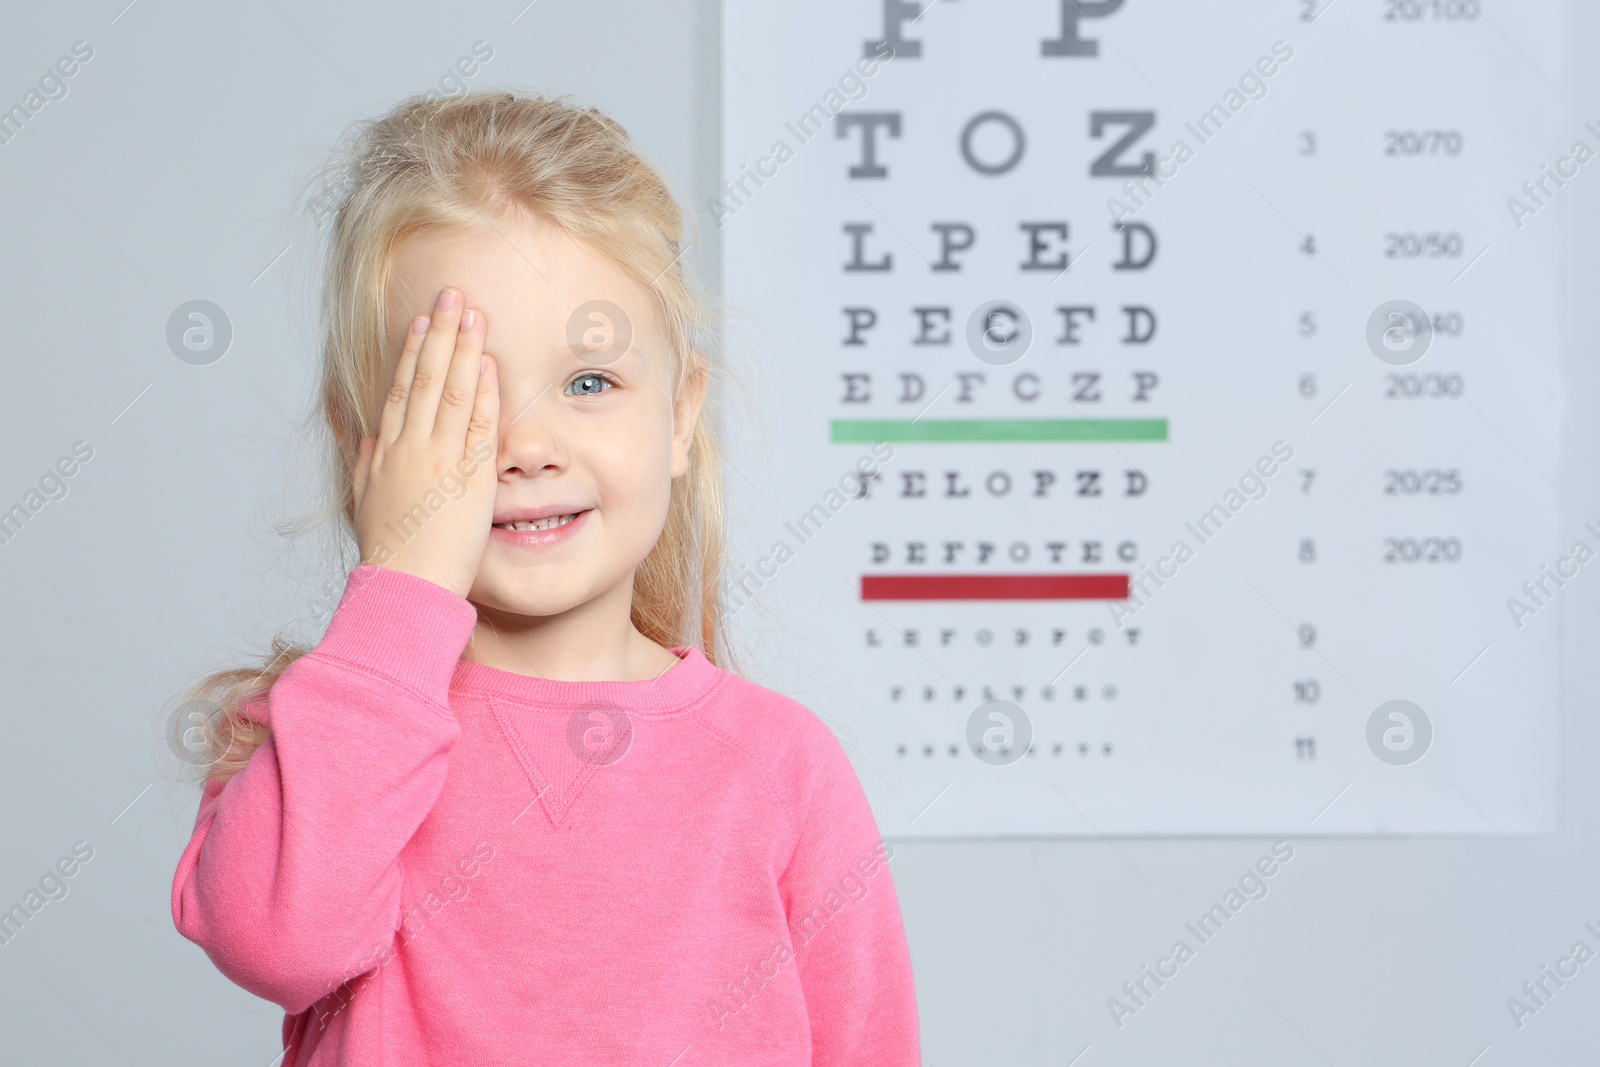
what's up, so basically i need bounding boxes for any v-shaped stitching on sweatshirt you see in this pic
[487,696,601,830]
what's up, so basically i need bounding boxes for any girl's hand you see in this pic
[350,286,500,598]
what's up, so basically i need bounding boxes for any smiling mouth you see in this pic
[493,512,585,532]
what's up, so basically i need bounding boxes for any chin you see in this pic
[468,574,583,618]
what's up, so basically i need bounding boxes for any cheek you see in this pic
[600,449,674,511]
[596,397,675,468]
[586,415,673,502]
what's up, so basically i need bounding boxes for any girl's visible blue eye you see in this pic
[566,371,617,397]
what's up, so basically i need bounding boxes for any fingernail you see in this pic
[412,315,430,334]
[437,288,459,310]
[480,354,488,375]
[461,308,477,330]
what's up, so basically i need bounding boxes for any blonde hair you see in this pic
[164,89,760,787]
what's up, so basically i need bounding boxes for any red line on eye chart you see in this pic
[860,574,1131,601]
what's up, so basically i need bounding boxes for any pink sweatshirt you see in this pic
[171,565,919,1066]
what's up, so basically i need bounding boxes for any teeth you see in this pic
[497,513,579,532]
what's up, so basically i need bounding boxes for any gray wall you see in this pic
[0,1,1593,1063]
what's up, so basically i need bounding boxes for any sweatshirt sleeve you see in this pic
[779,714,921,1066]
[170,565,478,1016]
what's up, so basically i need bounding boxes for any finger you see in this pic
[464,352,501,471]
[433,304,487,443]
[402,287,466,438]
[351,436,375,514]
[380,314,430,445]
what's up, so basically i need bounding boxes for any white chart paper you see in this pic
[720,0,1564,835]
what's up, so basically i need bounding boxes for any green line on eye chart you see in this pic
[830,418,1169,443]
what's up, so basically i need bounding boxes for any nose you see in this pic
[495,380,567,478]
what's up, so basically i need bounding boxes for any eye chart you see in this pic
[719,1,1564,835]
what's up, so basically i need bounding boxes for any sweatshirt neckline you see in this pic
[449,645,721,715]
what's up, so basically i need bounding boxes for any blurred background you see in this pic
[1,0,1596,1062]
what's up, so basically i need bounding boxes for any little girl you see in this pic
[168,90,919,1065]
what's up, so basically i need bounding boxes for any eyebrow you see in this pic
[565,340,651,366]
